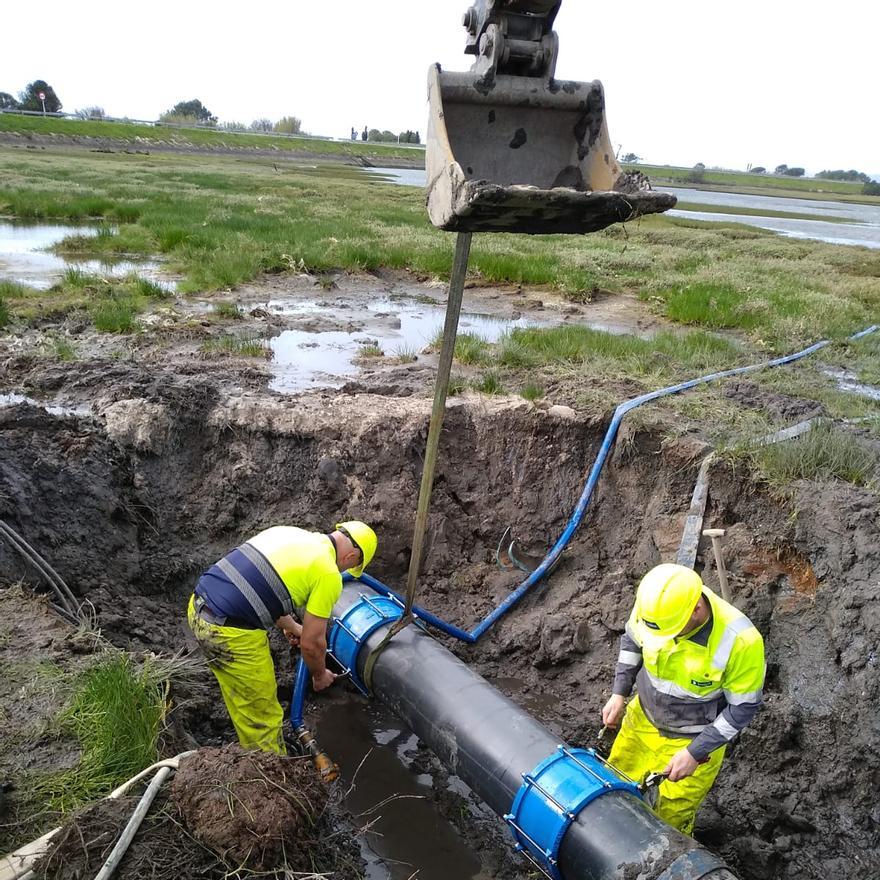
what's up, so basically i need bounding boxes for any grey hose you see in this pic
[93,766,173,880]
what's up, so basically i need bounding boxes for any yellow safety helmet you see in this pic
[634,563,703,646]
[336,521,377,578]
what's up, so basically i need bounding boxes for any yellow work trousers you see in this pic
[187,595,286,754]
[608,695,725,834]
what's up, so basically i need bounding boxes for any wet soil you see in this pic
[0,270,878,879]
[35,745,364,880]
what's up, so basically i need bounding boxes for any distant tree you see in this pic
[18,80,62,113]
[774,164,789,175]
[0,92,18,110]
[160,99,216,125]
[621,152,642,163]
[687,162,706,184]
[750,166,766,174]
[863,181,880,196]
[75,106,105,120]
[817,169,872,183]
[274,116,302,134]
[219,120,247,131]
[783,167,805,177]
[250,118,274,132]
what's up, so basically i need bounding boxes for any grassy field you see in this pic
[632,163,871,200]
[0,147,877,350]
[0,113,423,162]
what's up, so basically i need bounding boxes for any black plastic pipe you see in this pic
[334,586,736,880]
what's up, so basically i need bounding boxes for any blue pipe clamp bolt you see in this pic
[327,593,405,695]
[505,745,642,880]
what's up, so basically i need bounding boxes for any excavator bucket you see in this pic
[426,1,676,234]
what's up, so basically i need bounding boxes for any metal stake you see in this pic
[360,232,472,688]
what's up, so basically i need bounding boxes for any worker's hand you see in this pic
[312,669,337,692]
[276,616,303,647]
[601,694,626,729]
[282,623,302,647]
[663,747,699,782]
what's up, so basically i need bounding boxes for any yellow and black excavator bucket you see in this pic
[427,1,676,234]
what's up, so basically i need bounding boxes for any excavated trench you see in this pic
[1,372,878,879]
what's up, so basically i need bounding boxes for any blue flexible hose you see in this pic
[289,655,310,728]
[347,325,879,643]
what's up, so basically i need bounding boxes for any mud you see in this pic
[0,270,878,878]
[35,745,364,880]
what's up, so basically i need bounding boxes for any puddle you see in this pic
[0,392,90,417]
[265,295,546,392]
[490,676,562,716]
[0,221,175,291]
[316,694,484,880]
[822,366,880,401]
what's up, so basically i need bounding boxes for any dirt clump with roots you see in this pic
[36,745,363,880]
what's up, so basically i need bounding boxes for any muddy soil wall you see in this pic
[0,382,877,879]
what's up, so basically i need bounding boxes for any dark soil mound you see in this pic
[171,745,329,871]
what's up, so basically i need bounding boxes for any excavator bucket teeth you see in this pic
[426,65,676,235]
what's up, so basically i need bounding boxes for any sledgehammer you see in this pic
[702,528,731,603]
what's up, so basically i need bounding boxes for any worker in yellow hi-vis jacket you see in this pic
[602,563,765,834]
[187,522,377,754]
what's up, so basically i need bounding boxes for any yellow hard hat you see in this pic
[336,521,377,578]
[634,564,703,646]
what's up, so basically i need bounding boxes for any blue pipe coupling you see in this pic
[327,593,405,694]
[505,745,642,880]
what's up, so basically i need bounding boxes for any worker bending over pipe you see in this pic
[187,522,377,753]
[603,563,765,833]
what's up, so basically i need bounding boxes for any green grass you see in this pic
[2,269,171,332]
[91,296,139,333]
[520,383,545,401]
[748,421,878,488]
[473,370,505,395]
[454,333,492,365]
[0,298,8,329]
[212,300,241,319]
[0,147,876,349]
[0,113,423,161]
[633,163,872,200]
[29,653,167,813]
[357,343,384,358]
[52,337,77,360]
[201,334,271,358]
[391,344,418,363]
[0,280,34,299]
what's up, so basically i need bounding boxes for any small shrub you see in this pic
[474,371,505,395]
[520,383,544,401]
[392,345,418,363]
[53,338,77,361]
[358,344,384,358]
[201,335,271,358]
[212,300,241,319]
[454,333,491,365]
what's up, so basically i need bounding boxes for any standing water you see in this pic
[317,694,489,880]
[363,168,880,249]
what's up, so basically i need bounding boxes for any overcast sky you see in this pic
[2,1,877,176]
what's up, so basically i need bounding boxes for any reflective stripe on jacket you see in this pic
[195,527,343,630]
[612,586,765,760]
